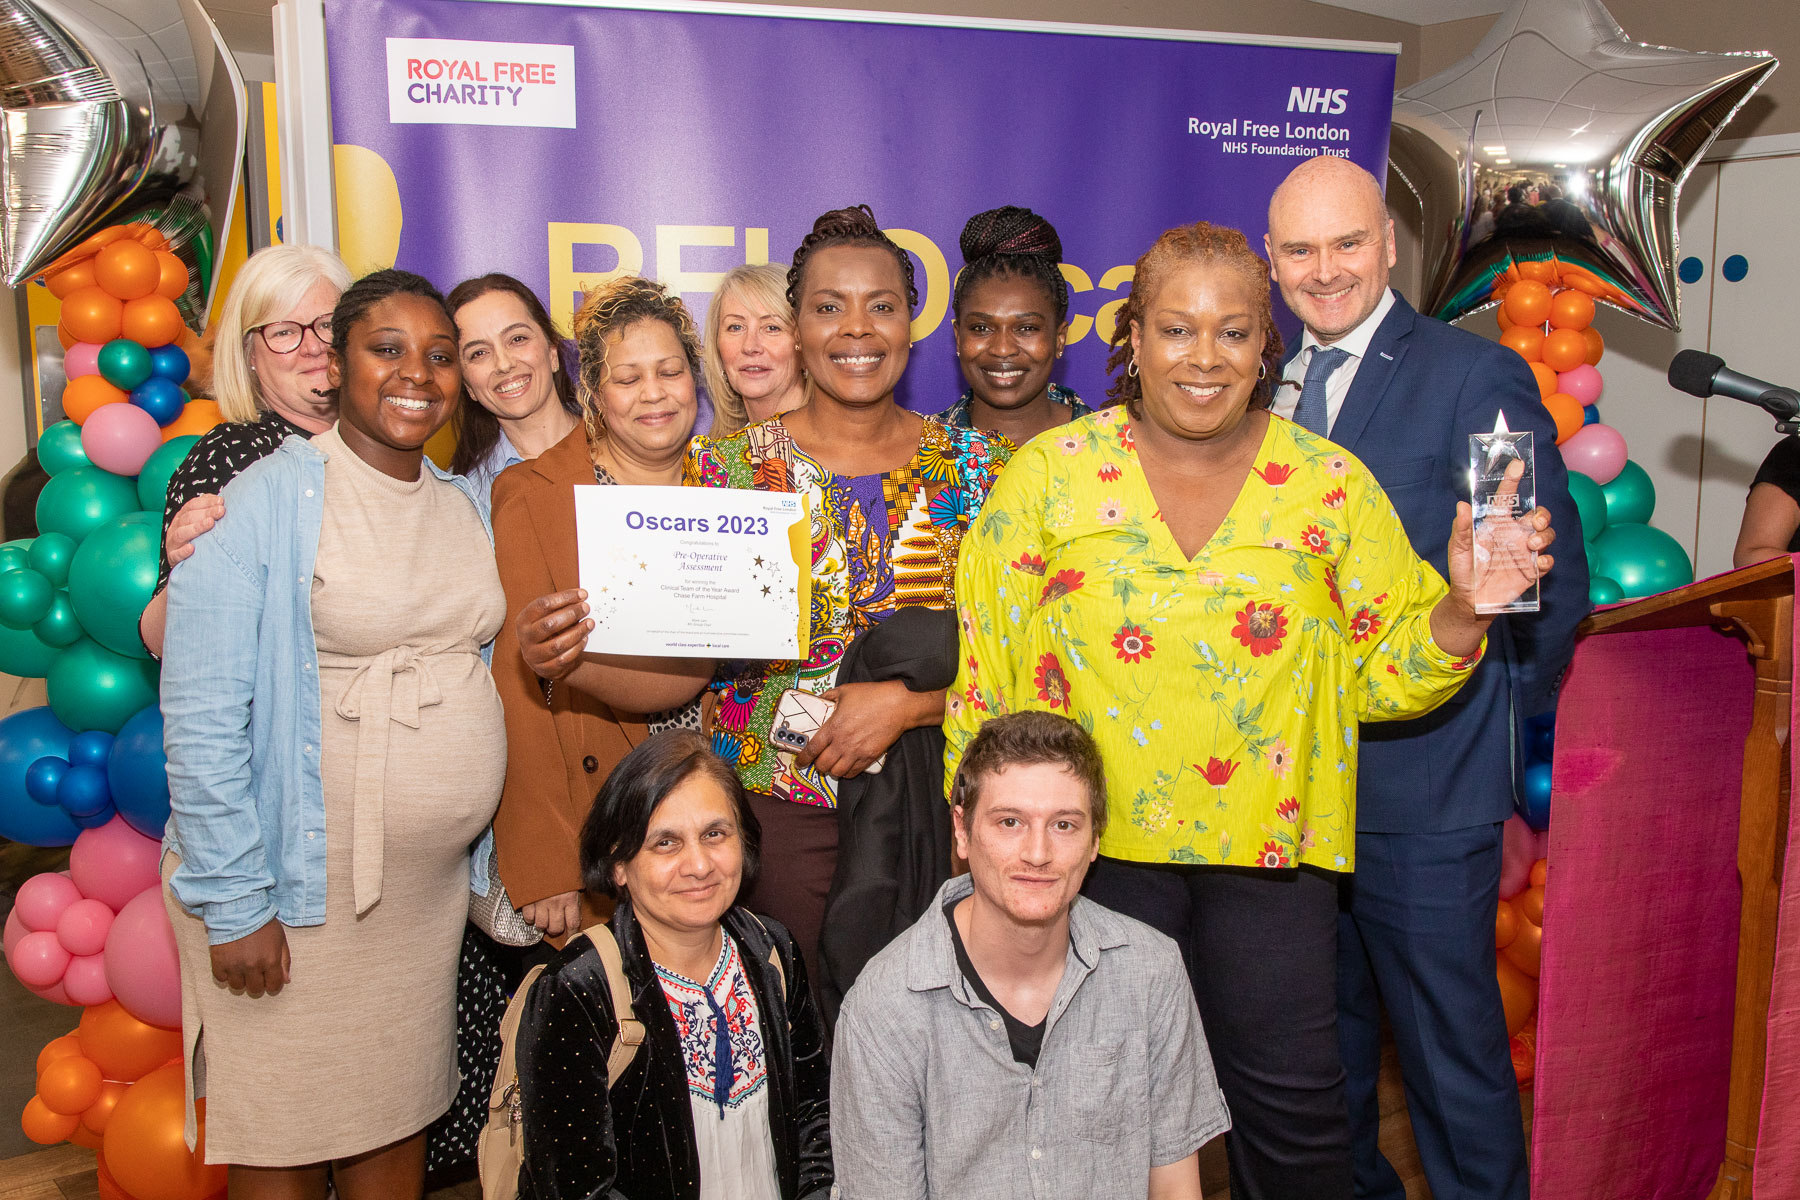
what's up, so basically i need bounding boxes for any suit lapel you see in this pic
[1328,293,1416,452]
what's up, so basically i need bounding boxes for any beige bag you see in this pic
[478,924,645,1200]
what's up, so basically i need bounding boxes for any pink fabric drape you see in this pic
[1756,566,1800,1198]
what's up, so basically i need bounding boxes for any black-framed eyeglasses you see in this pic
[249,316,334,354]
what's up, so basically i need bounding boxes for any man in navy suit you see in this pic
[1264,155,1589,1200]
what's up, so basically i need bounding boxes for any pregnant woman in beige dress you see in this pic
[161,269,504,1198]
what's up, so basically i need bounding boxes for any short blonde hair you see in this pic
[702,263,809,436]
[210,244,353,423]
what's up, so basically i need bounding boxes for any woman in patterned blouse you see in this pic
[945,222,1557,1196]
[685,205,1011,990]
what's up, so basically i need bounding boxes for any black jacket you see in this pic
[517,898,832,1199]
[818,606,960,1026]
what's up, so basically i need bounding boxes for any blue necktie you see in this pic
[1293,346,1351,436]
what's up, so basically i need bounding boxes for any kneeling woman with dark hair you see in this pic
[516,731,832,1200]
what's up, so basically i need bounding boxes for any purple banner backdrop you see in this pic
[321,0,1396,414]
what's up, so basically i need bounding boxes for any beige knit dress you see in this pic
[165,426,506,1166]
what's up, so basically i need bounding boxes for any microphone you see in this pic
[1668,350,1800,420]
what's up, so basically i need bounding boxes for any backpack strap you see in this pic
[588,923,647,1080]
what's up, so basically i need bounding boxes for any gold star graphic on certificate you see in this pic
[754,555,765,567]
[762,585,771,596]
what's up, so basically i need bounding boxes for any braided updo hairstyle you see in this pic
[786,205,918,313]
[953,205,1069,325]
[324,268,456,406]
[1105,222,1284,412]
[570,276,703,448]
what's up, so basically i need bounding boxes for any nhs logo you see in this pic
[1287,86,1349,115]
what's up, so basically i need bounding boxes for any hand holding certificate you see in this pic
[575,485,810,659]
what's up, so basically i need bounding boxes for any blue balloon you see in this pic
[1583,403,1599,426]
[25,754,67,805]
[130,376,187,427]
[1521,760,1554,832]
[107,705,170,839]
[72,805,115,829]
[68,728,114,767]
[0,706,80,845]
[1531,722,1555,762]
[148,343,190,384]
[56,762,111,817]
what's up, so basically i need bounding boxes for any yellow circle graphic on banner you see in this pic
[333,145,402,276]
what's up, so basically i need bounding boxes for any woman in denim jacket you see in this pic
[160,269,506,1199]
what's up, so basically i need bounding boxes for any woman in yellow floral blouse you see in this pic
[945,222,1556,1198]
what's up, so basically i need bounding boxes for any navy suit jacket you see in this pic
[1295,293,1591,833]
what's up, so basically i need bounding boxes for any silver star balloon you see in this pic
[0,0,243,314]
[1389,0,1775,330]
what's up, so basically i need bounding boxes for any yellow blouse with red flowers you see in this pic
[946,407,1481,873]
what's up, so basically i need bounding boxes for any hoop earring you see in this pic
[1127,359,1139,378]
[1258,362,1267,380]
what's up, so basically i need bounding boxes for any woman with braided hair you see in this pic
[686,205,1012,988]
[491,277,713,941]
[943,205,1092,445]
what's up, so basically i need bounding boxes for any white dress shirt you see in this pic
[1272,286,1398,437]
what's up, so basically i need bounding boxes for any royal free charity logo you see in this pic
[385,38,575,128]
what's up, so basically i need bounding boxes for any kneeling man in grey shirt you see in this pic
[832,711,1229,1199]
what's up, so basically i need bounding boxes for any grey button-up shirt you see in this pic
[831,875,1229,1199]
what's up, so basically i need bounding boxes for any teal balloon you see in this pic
[46,638,159,734]
[1590,575,1625,605]
[67,515,160,658]
[34,592,82,647]
[1591,523,1695,599]
[1567,471,1607,542]
[27,532,76,587]
[36,420,89,476]
[97,339,153,391]
[0,618,58,677]
[0,546,26,575]
[135,434,199,512]
[1601,460,1656,527]
[0,568,53,629]
[36,466,140,545]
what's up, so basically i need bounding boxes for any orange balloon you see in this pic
[63,375,127,425]
[1501,914,1543,978]
[1504,280,1553,327]
[1517,883,1546,927]
[1530,858,1548,888]
[1496,954,1538,1036]
[81,1080,129,1137]
[127,223,170,252]
[122,294,185,348]
[70,1124,103,1150]
[45,260,96,299]
[1495,897,1520,949]
[154,251,190,300]
[1566,270,1608,297]
[38,1054,104,1116]
[1518,260,1558,283]
[37,1032,84,1077]
[1541,328,1588,373]
[103,1063,228,1200]
[1582,326,1604,366]
[57,323,78,351]
[78,1001,183,1084]
[162,399,223,442]
[1496,304,1515,332]
[1511,1018,1538,1085]
[94,240,159,301]
[1529,362,1558,399]
[1500,325,1545,362]
[1549,288,1596,331]
[60,286,124,344]
[22,1095,80,1145]
[1544,393,1585,444]
[69,226,128,259]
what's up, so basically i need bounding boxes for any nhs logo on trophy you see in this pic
[385,38,576,128]
[1287,86,1349,114]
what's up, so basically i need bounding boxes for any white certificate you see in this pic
[574,484,809,659]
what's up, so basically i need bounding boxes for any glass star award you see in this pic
[1468,411,1539,614]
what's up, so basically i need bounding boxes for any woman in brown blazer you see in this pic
[491,278,713,939]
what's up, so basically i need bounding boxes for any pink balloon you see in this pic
[62,953,113,1005]
[64,342,102,380]
[15,871,82,931]
[56,897,115,956]
[10,929,71,988]
[77,400,163,477]
[3,909,74,1004]
[1556,363,1604,406]
[69,818,162,912]
[1560,422,1628,485]
[1500,815,1536,900]
[104,886,182,1029]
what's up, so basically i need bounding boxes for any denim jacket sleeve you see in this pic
[161,476,281,945]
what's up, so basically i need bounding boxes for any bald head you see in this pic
[1265,155,1397,343]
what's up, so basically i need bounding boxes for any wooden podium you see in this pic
[1571,559,1792,1199]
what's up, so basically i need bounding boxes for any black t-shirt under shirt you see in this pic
[1751,437,1800,552]
[944,900,1046,1069]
